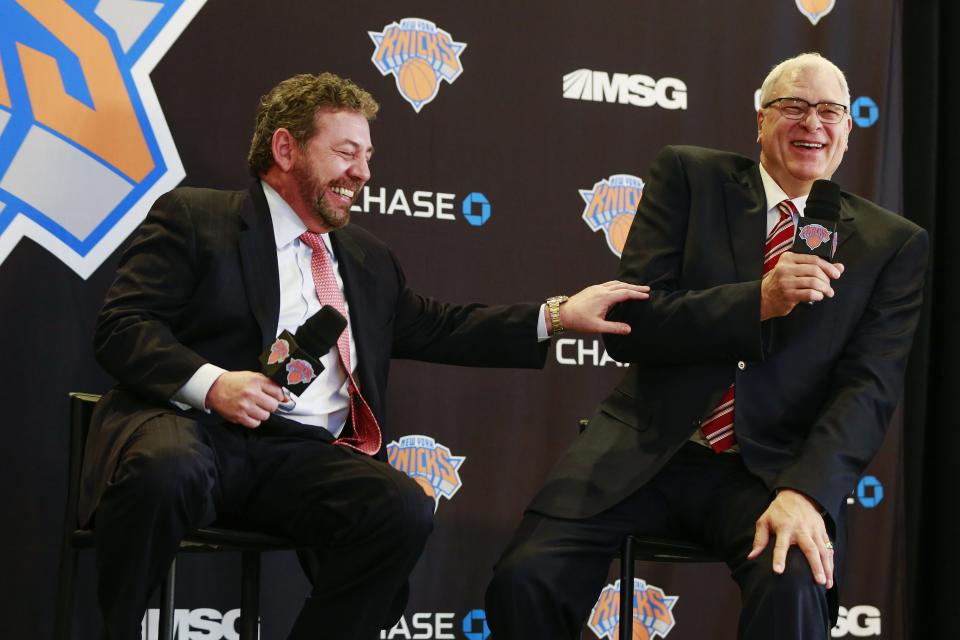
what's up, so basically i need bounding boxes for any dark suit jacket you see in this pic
[80,182,546,524]
[529,146,928,542]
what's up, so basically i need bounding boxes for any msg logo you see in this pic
[0,0,206,277]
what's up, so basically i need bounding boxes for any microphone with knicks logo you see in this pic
[792,179,841,259]
[258,306,348,408]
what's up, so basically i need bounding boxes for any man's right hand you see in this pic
[760,253,844,321]
[205,371,286,428]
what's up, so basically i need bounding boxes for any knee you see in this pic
[117,441,215,507]
[388,473,435,545]
[755,548,828,603]
[488,541,544,598]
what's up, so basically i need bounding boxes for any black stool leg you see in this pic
[620,535,635,640]
[159,559,176,640]
[54,539,78,640]
[240,551,260,640]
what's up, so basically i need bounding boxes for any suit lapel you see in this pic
[723,164,768,281]
[835,194,857,255]
[238,183,280,349]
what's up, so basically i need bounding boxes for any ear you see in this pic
[271,128,298,172]
[756,109,764,144]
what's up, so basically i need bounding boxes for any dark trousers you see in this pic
[485,442,832,640]
[93,412,434,640]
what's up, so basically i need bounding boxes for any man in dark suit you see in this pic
[486,53,928,639]
[80,72,649,640]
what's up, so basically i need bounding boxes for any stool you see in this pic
[55,392,306,640]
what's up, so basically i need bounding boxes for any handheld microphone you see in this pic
[792,179,840,259]
[258,306,348,398]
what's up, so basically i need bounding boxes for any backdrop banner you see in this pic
[0,1,902,639]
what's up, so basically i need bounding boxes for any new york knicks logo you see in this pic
[369,18,466,113]
[0,0,204,278]
[798,223,832,250]
[387,435,465,511]
[588,578,678,640]
[580,174,644,257]
[796,0,836,25]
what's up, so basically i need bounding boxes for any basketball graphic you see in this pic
[800,0,832,11]
[796,0,836,25]
[399,58,438,103]
[369,18,466,112]
[580,174,645,258]
[387,435,465,512]
[608,213,635,255]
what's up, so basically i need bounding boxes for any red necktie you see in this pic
[699,200,797,452]
[299,232,382,456]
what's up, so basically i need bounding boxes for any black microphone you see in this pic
[792,179,840,259]
[258,306,347,397]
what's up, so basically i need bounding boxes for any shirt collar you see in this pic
[758,163,809,215]
[261,180,333,252]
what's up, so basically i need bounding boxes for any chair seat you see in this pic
[628,535,720,563]
[70,527,300,552]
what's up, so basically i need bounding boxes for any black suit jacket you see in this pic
[80,183,546,524]
[529,146,928,539]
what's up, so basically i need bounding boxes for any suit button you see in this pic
[737,360,746,370]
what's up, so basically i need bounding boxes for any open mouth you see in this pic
[792,141,825,150]
[329,185,355,200]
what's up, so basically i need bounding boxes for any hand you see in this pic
[205,371,286,429]
[760,253,844,321]
[555,281,650,335]
[747,489,834,588]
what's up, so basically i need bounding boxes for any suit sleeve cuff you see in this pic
[170,363,227,412]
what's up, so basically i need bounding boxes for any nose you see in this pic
[800,107,823,130]
[349,155,371,183]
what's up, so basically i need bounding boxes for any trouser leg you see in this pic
[485,481,674,639]
[671,445,832,640]
[231,432,435,640]
[94,415,217,640]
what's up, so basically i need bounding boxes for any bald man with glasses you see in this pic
[486,52,928,640]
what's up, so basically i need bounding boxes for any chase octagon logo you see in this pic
[369,18,466,113]
[387,435,465,511]
[0,0,204,278]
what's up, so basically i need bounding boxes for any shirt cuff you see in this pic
[537,303,549,342]
[171,363,227,412]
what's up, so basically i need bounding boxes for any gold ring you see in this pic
[825,541,834,550]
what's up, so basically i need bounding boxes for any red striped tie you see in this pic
[300,232,382,456]
[699,200,797,452]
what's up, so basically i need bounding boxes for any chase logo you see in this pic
[851,97,879,128]
[588,578,677,640]
[387,435,464,512]
[369,18,466,113]
[796,0,836,25]
[462,609,490,640]
[0,0,205,278]
[580,174,644,257]
[856,475,883,508]
[461,192,490,226]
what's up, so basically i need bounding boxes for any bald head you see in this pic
[759,53,850,108]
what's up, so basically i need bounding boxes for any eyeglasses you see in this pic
[762,97,849,124]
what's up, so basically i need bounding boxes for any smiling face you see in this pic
[757,61,852,198]
[290,108,373,231]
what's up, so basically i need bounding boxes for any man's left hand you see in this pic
[747,488,834,588]
[556,281,650,335]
